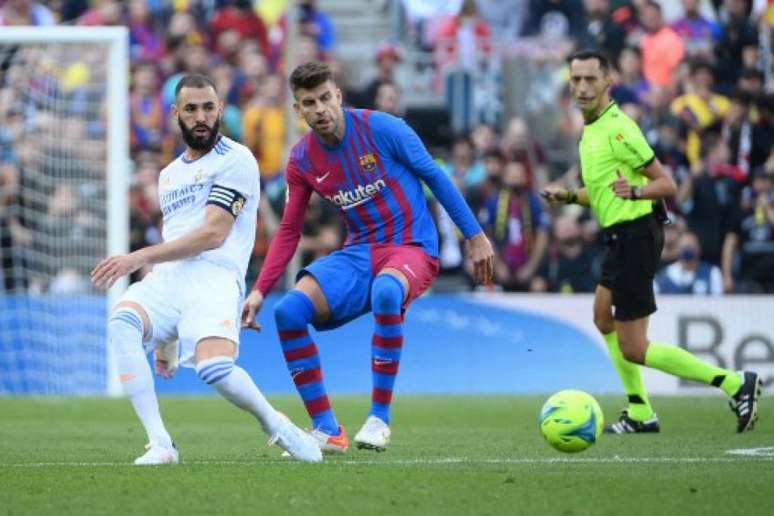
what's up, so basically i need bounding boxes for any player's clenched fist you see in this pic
[466,232,495,285]
[540,187,575,206]
[240,289,264,331]
[91,252,147,289]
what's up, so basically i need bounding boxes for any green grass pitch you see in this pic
[1,395,772,515]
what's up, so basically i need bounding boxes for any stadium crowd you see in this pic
[0,0,772,295]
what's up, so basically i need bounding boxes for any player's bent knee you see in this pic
[195,337,237,362]
[108,307,146,355]
[621,347,646,365]
[195,355,235,385]
[274,290,316,329]
[593,312,614,334]
[372,274,405,314]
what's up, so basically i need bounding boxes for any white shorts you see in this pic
[119,260,243,368]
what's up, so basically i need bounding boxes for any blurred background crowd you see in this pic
[0,0,772,296]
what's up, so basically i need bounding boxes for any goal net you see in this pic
[0,27,128,395]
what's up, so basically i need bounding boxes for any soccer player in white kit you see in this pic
[91,75,321,464]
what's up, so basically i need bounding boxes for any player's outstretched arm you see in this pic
[242,164,312,329]
[540,186,589,206]
[91,206,234,289]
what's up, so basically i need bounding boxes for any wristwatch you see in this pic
[630,186,643,200]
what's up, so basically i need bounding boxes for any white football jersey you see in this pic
[157,136,259,287]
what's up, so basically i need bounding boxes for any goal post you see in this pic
[0,27,129,395]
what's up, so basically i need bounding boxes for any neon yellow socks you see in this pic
[603,332,654,421]
[644,342,741,396]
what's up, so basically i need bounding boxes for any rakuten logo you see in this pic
[324,179,386,209]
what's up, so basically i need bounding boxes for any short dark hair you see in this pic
[289,61,334,93]
[689,59,714,77]
[567,50,610,74]
[175,74,217,99]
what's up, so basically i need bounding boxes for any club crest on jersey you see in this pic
[231,197,245,216]
[359,153,377,172]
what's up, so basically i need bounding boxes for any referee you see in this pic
[542,50,761,434]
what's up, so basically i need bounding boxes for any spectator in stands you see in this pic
[0,0,55,25]
[639,0,685,89]
[443,136,486,188]
[652,115,690,185]
[531,214,600,293]
[209,0,270,59]
[242,72,287,214]
[670,0,720,58]
[581,0,627,63]
[211,62,243,141]
[433,0,492,72]
[277,0,336,61]
[678,134,742,265]
[659,214,687,268]
[77,0,122,26]
[129,60,164,150]
[0,135,24,291]
[737,68,764,97]
[471,122,498,158]
[670,60,729,166]
[655,230,723,294]
[355,42,402,110]
[714,0,759,93]
[722,90,773,180]
[610,46,649,105]
[374,81,402,116]
[521,0,587,44]
[722,169,774,293]
[482,160,549,291]
[466,148,506,224]
[500,116,548,187]
[127,0,164,62]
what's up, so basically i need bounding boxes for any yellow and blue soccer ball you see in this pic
[539,390,604,453]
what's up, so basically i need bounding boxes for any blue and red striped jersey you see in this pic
[255,109,480,294]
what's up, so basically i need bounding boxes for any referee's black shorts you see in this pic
[599,213,664,321]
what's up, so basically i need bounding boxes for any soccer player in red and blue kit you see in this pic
[241,62,494,453]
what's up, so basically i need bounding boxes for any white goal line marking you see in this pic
[4,455,773,468]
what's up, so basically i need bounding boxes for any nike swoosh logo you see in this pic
[373,358,393,366]
[402,264,417,278]
[315,172,331,183]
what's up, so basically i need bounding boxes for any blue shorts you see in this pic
[298,243,439,331]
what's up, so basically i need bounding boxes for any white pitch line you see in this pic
[3,455,773,468]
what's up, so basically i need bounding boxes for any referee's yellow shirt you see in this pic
[579,102,656,228]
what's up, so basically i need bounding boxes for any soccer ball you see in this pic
[539,389,604,453]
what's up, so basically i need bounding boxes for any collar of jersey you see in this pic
[181,135,223,164]
[314,109,350,151]
[584,101,616,126]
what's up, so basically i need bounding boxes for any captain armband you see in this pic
[207,185,247,218]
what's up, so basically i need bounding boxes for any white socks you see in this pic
[109,309,173,448]
[196,356,282,435]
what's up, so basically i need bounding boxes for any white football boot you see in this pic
[133,442,179,465]
[268,414,323,463]
[354,416,391,452]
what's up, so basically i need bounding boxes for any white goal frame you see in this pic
[0,27,129,395]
